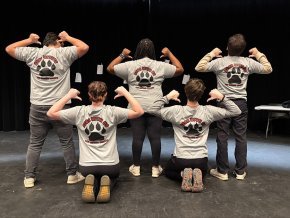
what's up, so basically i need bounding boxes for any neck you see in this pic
[92,101,103,108]
[186,101,199,108]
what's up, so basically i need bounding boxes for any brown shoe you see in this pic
[96,175,111,203]
[82,174,95,203]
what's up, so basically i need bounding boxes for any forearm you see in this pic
[221,98,241,117]
[168,52,184,75]
[195,53,213,72]
[147,96,169,117]
[5,38,34,58]
[107,55,124,74]
[256,52,273,74]
[47,95,71,120]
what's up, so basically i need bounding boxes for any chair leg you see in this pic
[266,112,271,139]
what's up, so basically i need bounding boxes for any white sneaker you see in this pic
[234,171,247,180]
[152,165,163,178]
[210,168,228,181]
[129,165,140,176]
[67,171,85,184]
[24,177,36,188]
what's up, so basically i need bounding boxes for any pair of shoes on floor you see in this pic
[24,177,36,188]
[210,168,229,181]
[67,171,85,184]
[82,174,95,203]
[152,165,163,178]
[233,171,247,180]
[181,168,204,192]
[129,165,140,176]
[96,175,111,203]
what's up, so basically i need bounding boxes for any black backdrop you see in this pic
[1,0,290,132]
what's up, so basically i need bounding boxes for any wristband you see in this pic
[220,95,225,102]
[119,53,126,59]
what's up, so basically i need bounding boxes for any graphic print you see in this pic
[223,64,248,86]
[134,66,156,89]
[37,59,56,76]
[85,121,106,141]
[180,117,205,139]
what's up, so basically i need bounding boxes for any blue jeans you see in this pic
[216,99,248,175]
[25,104,78,178]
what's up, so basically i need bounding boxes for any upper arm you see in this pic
[76,44,89,58]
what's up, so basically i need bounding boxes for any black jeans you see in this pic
[164,155,208,182]
[216,99,248,175]
[129,113,162,166]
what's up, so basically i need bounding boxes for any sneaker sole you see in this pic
[181,168,193,192]
[97,175,110,203]
[192,168,203,193]
[82,175,95,203]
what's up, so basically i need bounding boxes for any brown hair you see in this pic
[184,78,206,102]
[227,33,246,56]
[88,81,107,102]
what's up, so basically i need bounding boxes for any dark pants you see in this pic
[216,99,248,175]
[164,155,208,182]
[130,113,162,166]
[25,104,78,178]
[79,163,120,193]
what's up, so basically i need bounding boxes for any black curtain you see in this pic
[1,0,290,132]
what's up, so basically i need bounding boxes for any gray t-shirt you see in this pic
[148,97,240,159]
[15,46,78,105]
[206,56,265,100]
[114,57,176,111]
[60,105,128,166]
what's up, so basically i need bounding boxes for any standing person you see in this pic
[5,31,89,188]
[195,33,272,180]
[47,82,144,203]
[107,38,184,177]
[147,78,241,192]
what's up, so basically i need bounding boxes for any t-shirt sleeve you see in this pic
[111,106,128,124]
[15,47,38,63]
[163,62,176,78]
[59,106,82,125]
[114,62,129,80]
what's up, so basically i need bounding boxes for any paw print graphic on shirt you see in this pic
[136,71,153,87]
[36,59,56,76]
[227,67,244,85]
[85,122,106,141]
[184,122,203,136]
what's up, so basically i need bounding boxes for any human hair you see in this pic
[42,32,59,46]
[227,33,246,56]
[134,38,156,60]
[88,81,107,102]
[184,78,206,102]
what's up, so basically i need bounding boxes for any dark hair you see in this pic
[184,78,206,102]
[43,32,59,46]
[134,38,156,60]
[227,33,246,56]
[88,81,107,102]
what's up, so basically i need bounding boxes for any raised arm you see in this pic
[249,47,272,74]
[107,48,132,74]
[161,47,184,77]
[147,90,180,117]
[195,48,222,72]
[5,33,41,58]
[114,86,144,119]
[207,88,241,117]
[47,89,82,120]
[58,31,89,58]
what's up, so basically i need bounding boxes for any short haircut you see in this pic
[184,78,206,102]
[227,33,246,56]
[43,32,59,46]
[88,81,107,102]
